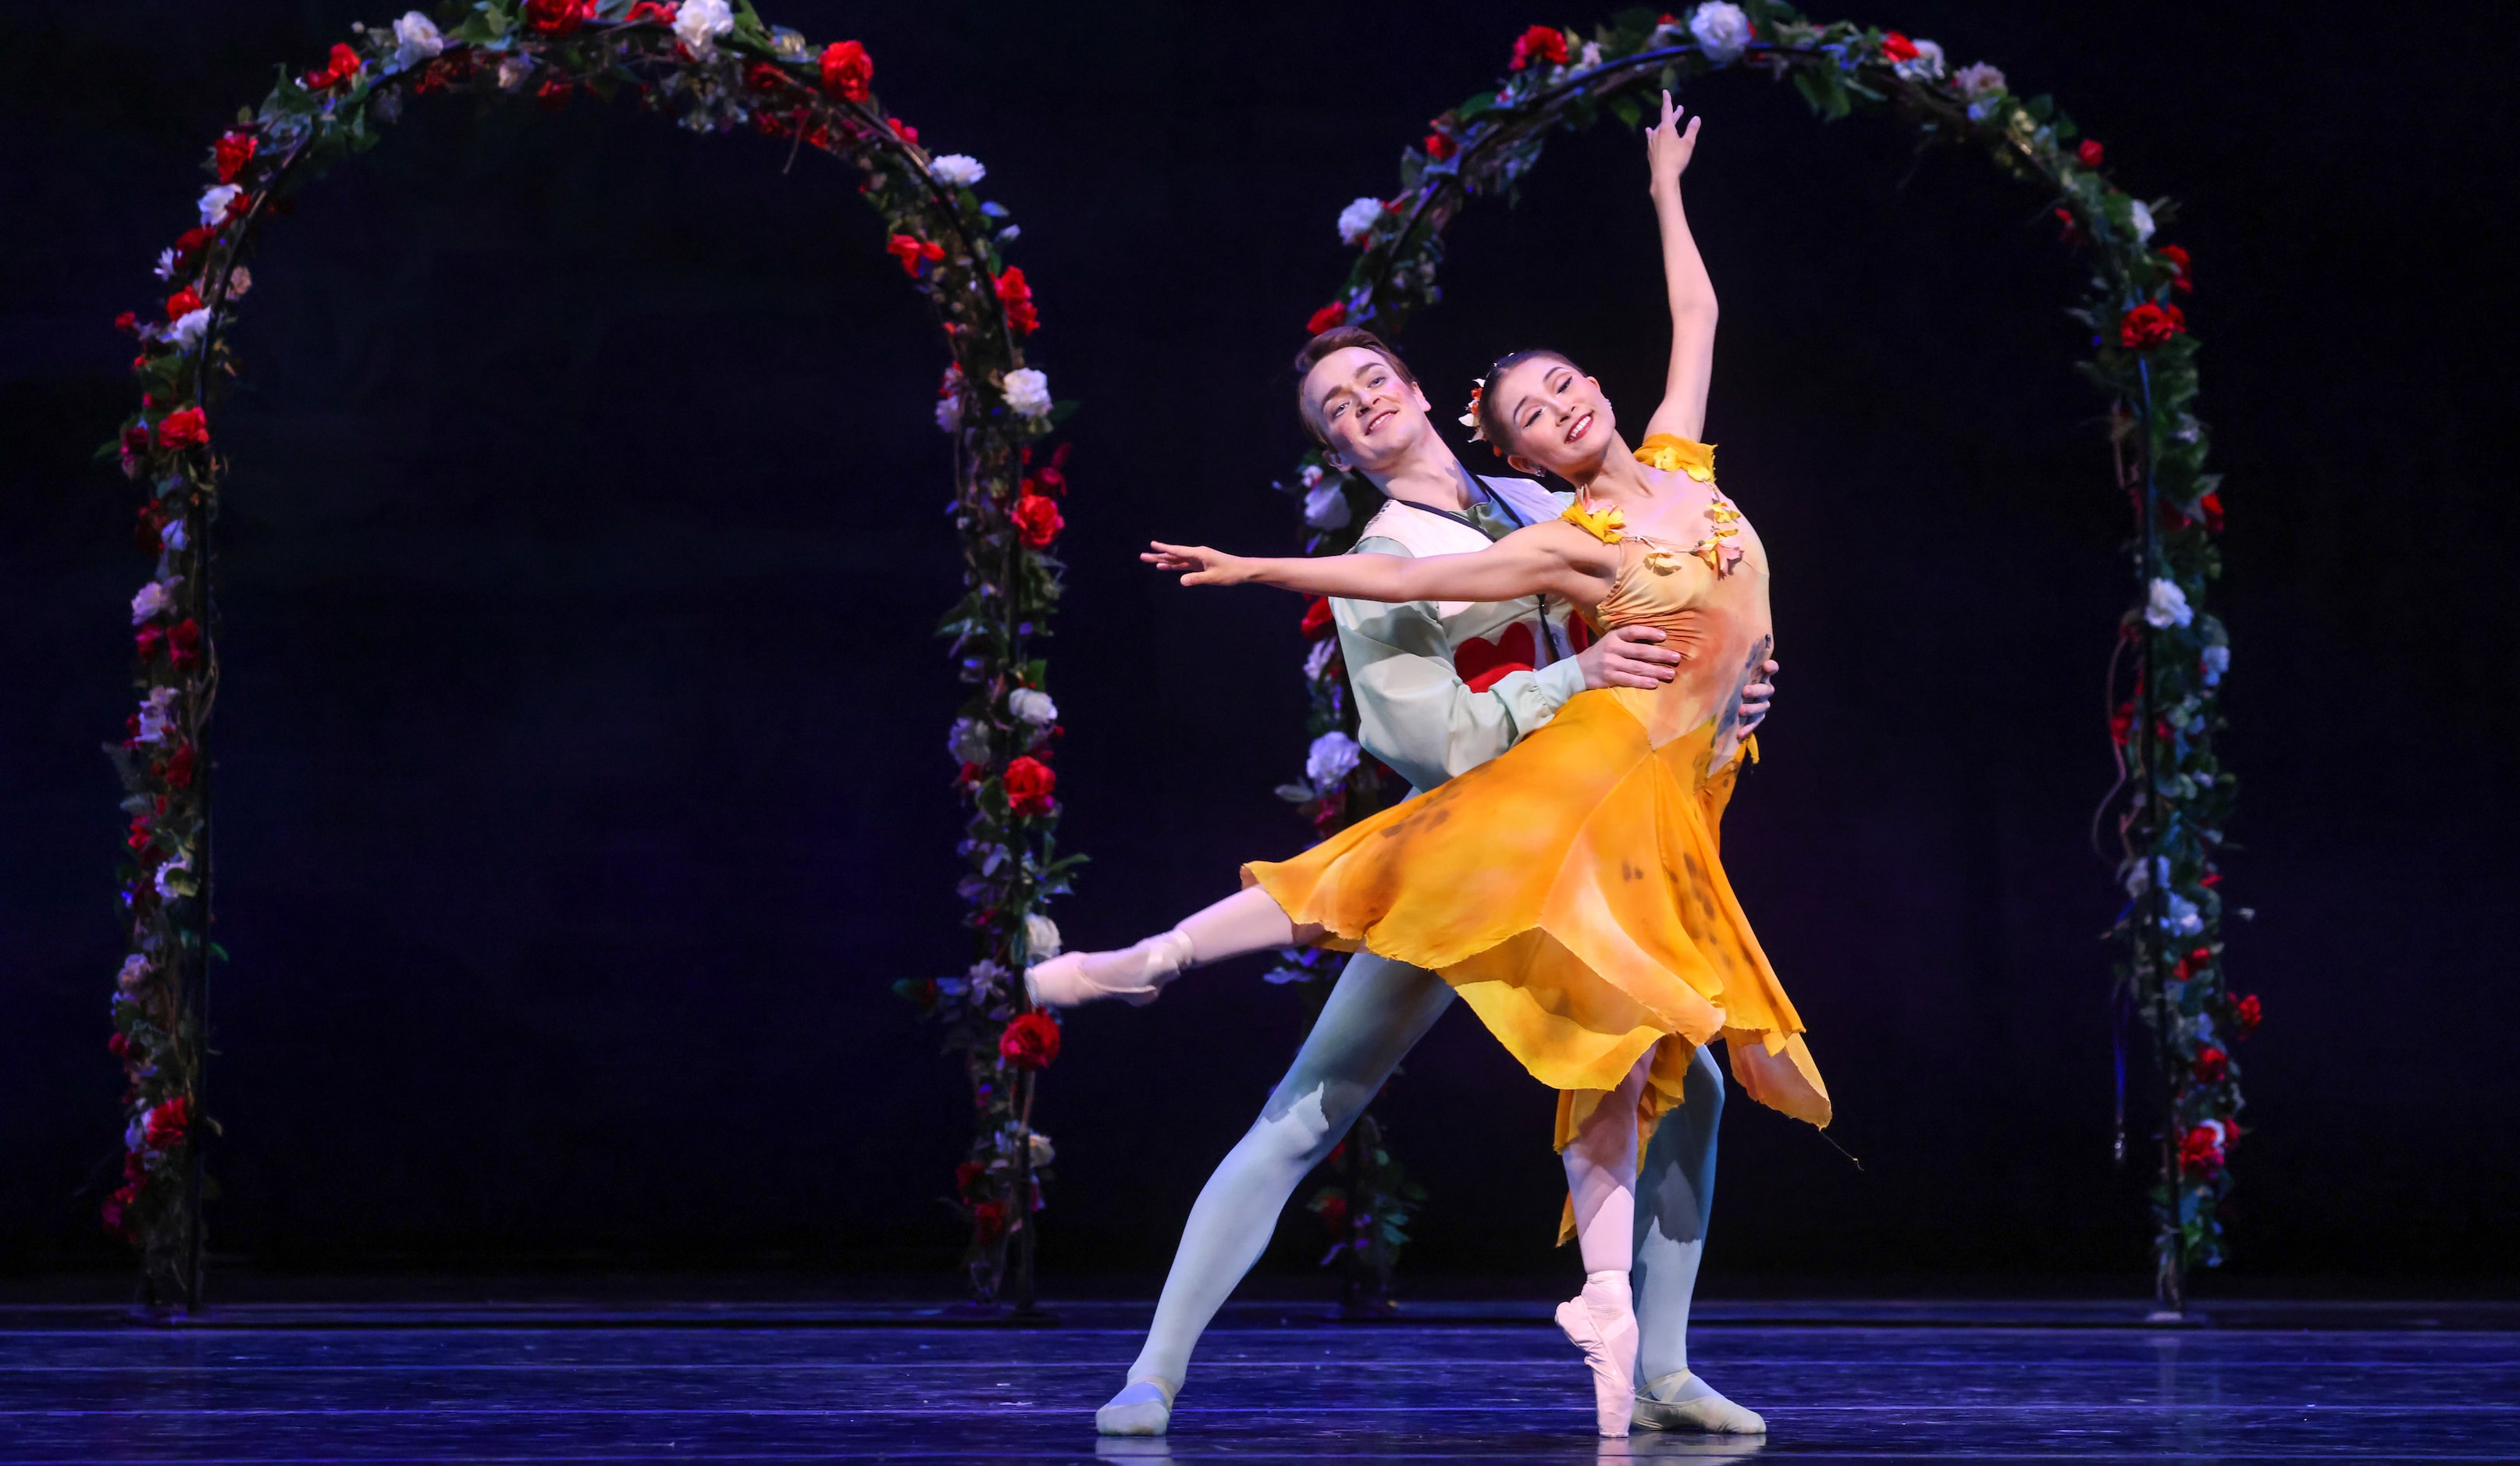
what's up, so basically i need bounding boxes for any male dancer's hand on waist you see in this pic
[1577,626,1683,691]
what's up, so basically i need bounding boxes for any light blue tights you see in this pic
[1123,949,1724,1391]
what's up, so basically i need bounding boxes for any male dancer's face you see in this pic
[1301,346,1435,480]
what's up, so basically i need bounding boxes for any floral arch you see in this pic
[1271,4,2248,1314]
[105,1,1076,1309]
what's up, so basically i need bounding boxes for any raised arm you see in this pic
[1640,91,1717,446]
[1144,521,1611,608]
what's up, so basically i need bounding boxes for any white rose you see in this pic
[1298,463,1325,489]
[1303,638,1337,683]
[153,249,180,282]
[1027,1130,1056,1167]
[153,854,194,900]
[391,12,443,70]
[118,954,151,991]
[1025,912,1062,961]
[2144,577,2194,629]
[1008,688,1058,724]
[934,393,962,432]
[1952,62,2006,100]
[166,308,211,350]
[931,154,987,187]
[227,266,254,299]
[130,580,175,624]
[948,717,991,765]
[1894,38,1945,80]
[966,959,1009,1000]
[137,687,180,744]
[1302,479,1352,530]
[2200,645,2230,687]
[2160,891,2204,937]
[497,53,535,91]
[1306,731,1362,790]
[2129,198,2157,244]
[1337,196,1383,247]
[674,0,734,58]
[197,186,240,228]
[1578,41,1604,69]
[1002,368,1053,419]
[1688,2,1753,65]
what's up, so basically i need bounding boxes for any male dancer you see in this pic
[1043,326,1776,1439]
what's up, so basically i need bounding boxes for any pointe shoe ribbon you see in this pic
[1556,1284,1640,1438]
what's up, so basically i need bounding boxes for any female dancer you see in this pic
[1037,96,1828,1437]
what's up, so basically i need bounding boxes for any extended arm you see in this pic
[1639,91,1718,447]
[1145,521,1611,608]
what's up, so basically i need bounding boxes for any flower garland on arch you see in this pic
[1273,3,2250,1309]
[103,0,1075,1308]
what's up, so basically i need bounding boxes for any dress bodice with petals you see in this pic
[1569,441,1773,769]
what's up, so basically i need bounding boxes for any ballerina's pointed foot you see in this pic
[1025,931,1194,1009]
[1557,1274,1641,1437]
[1633,1370,1767,1434]
[1095,1376,1178,1436]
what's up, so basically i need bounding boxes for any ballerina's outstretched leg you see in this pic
[1026,886,1322,1009]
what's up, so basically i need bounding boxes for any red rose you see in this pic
[885,233,943,276]
[115,311,139,336]
[536,77,578,111]
[127,815,152,853]
[2198,492,2223,534]
[2118,302,2186,350]
[1509,24,1569,69]
[109,1033,130,1059]
[1010,492,1064,550]
[214,132,258,184]
[995,266,1040,336]
[301,42,365,91]
[156,406,209,451]
[2230,993,2261,1037]
[2076,138,2105,167]
[971,1199,1008,1243]
[2156,244,2193,294]
[1423,131,1457,162]
[955,1160,988,1194]
[1307,301,1348,334]
[2177,1126,2223,1176]
[163,745,198,790]
[1315,1193,1349,1232]
[2192,1046,2229,1083]
[168,618,203,670]
[144,1096,191,1149]
[165,287,204,320]
[889,117,919,146]
[998,1011,1062,1070]
[1881,31,1920,62]
[625,1,678,21]
[1028,443,1071,497]
[820,40,874,102]
[1300,596,1334,639]
[136,626,166,660]
[745,62,788,94]
[523,0,595,34]
[1002,754,1057,816]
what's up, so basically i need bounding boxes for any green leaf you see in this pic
[1455,91,1498,121]
[1607,94,1643,131]
[1792,68,1853,121]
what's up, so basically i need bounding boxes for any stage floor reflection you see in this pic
[4,1299,2515,1461]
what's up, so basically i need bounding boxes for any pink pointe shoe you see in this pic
[1556,1273,1640,1437]
[1023,932,1193,1009]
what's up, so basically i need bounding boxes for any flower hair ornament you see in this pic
[1459,377,1488,443]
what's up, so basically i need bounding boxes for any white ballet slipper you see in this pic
[1633,1370,1766,1434]
[1024,931,1193,1009]
[1094,1375,1178,1436]
[1557,1275,1640,1437]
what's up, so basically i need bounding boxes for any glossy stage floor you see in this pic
[4,1296,2515,1462]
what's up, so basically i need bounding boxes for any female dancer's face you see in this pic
[1304,346,1433,475]
[1493,355,1614,482]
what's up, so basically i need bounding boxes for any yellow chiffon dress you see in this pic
[1245,436,1830,1235]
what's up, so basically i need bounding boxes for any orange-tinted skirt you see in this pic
[1245,689,1829,1234]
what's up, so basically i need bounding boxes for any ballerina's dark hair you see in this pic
[1472,348,1582,457]
[1293,326,1422,444]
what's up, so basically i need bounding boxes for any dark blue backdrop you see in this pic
[4,0,2512,1288]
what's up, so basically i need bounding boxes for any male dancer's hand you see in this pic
[1739,658,1780,735]
[1577,625,1683,690]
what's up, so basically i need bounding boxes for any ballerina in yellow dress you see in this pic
[1035,93,1823,1439]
